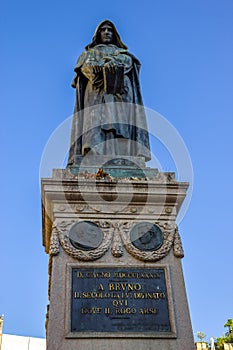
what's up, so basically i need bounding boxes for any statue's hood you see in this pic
[85,20,128,50]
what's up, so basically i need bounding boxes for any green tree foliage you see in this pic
[213,318,233,349]
[224,319,233,336]
[215,336,226,350]
[197,331,206,342]
[196,319,233,349]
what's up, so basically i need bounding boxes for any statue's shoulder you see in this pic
[126,52,141,66]
[112,46,141,65]
[76,50,88,66]
[75,49,96,68]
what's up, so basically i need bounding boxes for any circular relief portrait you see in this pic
[69,221,103,251]
[130,222,164,251]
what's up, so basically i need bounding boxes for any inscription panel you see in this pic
[71,267,171,334]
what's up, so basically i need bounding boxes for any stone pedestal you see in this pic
[41,165,195,350]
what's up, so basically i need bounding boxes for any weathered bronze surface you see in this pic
[69,221,103,250]
[130,222,164,251]
[71,267,171,333]
[67,20,151,166]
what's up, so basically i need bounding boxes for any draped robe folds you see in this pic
[67,44,151,166]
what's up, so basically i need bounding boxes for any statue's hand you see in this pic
[87,63,102,73]
[104,61,117,73]
[92,65,102,73]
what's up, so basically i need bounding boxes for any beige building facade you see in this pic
[1,334,46,350]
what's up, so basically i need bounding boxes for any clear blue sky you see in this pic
[1,0,233,343]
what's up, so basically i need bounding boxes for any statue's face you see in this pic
[99,24,113,44]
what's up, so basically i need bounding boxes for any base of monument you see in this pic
[71,154,147,167]
[47,252,194,350]
[67,155,158,178]
[41,167,195,350]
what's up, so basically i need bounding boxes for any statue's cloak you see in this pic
[68,21,151,165]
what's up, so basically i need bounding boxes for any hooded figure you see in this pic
[67,20,151,165]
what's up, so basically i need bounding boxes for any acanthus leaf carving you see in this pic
[111,222,129,258]
[49,219,184,262]
[49,223,60,256]
[173,226,184,258]
[55,219,113,261]
[120,221,177,262]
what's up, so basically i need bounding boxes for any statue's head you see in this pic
[85,20,128,50]
[98,22,114,44]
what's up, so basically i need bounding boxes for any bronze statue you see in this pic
[67,20,151,166]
